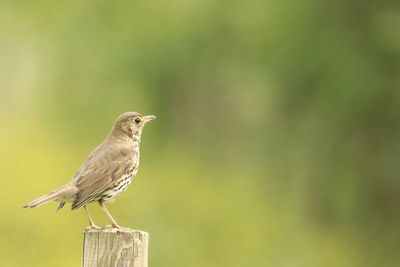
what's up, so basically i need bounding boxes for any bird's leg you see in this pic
[84,205,100,229]
[99,201,121,228]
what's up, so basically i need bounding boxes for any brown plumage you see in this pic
[24,112,156,228]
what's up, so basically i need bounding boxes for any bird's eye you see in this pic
[134,117,141,124]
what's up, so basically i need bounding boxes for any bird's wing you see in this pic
[71,143,133,210]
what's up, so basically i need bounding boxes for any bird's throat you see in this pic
[132,129,143,142]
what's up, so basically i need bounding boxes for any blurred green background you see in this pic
[1,0,400,266]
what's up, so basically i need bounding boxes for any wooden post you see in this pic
[82,227,149,267]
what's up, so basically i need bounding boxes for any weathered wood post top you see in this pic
[82,227,149,267]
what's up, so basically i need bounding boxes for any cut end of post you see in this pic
[84,226,148,235]
[82,227,149,267]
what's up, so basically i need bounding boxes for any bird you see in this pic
[24,112,156,228]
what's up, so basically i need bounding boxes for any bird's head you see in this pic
[112,112,156,140]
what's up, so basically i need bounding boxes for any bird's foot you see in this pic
[105,223,122,229]
[86,223,101,230]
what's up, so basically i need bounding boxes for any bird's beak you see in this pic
[143,115,156,123]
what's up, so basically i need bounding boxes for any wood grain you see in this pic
[82,227,149,267]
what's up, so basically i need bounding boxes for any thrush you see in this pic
[24,112,156,228]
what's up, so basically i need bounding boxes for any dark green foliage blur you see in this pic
[1,0,400,266]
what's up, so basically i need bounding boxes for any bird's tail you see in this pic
[23,184,78,209]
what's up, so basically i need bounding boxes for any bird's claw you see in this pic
[86,224,101,230]
[105,223,121,229]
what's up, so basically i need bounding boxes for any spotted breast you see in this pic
[97,140,140,202]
